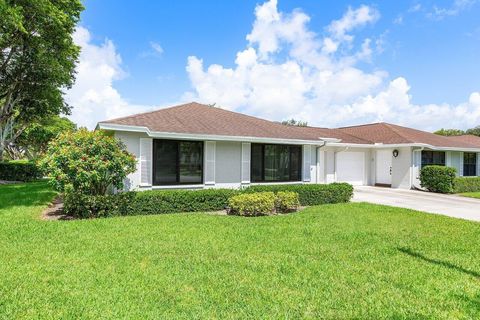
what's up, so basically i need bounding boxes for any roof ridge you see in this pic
[382,123,416,143]
[98,102,204,124]
[337,122,384,129]
[330,128,374,144]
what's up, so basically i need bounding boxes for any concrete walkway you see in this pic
[353,186,480,222]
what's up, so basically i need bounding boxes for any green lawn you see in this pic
[1,183,480,319]
[460,192,480,199]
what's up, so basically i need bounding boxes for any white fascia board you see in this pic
[328,142,480,152]
[97,123,340,145]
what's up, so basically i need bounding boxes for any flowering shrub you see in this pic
[40,129,136,195]
[275,191,300,213]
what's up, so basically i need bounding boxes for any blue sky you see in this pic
[69,0,480,130]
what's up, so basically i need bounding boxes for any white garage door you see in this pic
[336,152,365,185]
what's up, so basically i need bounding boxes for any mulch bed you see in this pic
[41,196,75,221]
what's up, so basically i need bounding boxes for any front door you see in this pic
[376,149,392,186]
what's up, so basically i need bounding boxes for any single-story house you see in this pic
[97,102,480,191]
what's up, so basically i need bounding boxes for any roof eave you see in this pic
[97,122,340,145]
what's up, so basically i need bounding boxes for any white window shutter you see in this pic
[303,145,311,182]
[477,153,480,177]
[139,138,153,186]
[241,143,251,184]
[204,141,216,185]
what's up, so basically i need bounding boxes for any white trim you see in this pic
[328,142,480,152]
[98,123,339,145]
[152,184,204,190]
[250,181,303,186]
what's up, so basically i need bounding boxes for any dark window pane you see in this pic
[153,140,203,185]
[251,144,263,182]
[264,145,277,181]
[421,151,445,167]
[464,153,477,177]
[251,143,302,182]
[179,142,203,183]
[154,140,177,184]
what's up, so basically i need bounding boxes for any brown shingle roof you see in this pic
[444,135,480,148]
[100,102,338,142]
[338,123,480,148]
[99,102,480,149]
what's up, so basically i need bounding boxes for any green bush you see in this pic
[244,183,353,206]
[0,160,42,182]
[420,166,457,193]
[454,177,480,193]
[40,129,136,195]
[63,186,135,219]
[228,192,276,216]
[130,188,239,215]
[64,188,240,218]
[275,191,300,213]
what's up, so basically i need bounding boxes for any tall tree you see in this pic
[6,115,76,159]
[466,126,480,137]
[0,0,83,160]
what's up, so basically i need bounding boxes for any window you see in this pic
[464,153,477,177]
[421,151,445,167]
[251,144,302,182]
[153,140,203,185]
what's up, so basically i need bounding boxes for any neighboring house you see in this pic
[97,102,480,191]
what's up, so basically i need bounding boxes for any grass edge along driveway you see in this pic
[1,182,480,319]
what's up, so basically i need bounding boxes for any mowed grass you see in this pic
[1,183,480,319]
[460,192,480,199]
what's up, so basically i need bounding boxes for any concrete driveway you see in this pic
[353,186,480,222]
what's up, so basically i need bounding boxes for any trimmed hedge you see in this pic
[0,160,42,182]
[454,177,480,193]
[129,188,239,215]
[244,183,353,206]
[228,192,276,216]
[420,166,457,193]
[63,183,353,219]
[64,188,240,218]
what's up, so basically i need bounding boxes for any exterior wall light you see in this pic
[393,149,399,158]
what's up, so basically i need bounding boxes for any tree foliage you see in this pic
[40,129,137,195]
[6,116,76,159]
[465,126,480,137]
[281,119,308,127]
[0,0,84,160]
[434,128,465,136]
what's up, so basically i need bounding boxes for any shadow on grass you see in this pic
[0,182,56,211]
[398,247,480,280]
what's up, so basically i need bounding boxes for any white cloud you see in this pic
[185,0,480,131]
[150,41,164,56]
[429,0,478,20]
[66,27,154,129]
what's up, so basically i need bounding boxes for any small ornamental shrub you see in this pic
[244,183,353,206]
[420,166,457,193]
[275,191,300,213]
[0,160,42,181]
[40,129,136,195]
[228,192,276,216]
[454,177,480,193]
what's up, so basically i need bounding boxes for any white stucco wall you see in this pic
[391,147,412,189]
